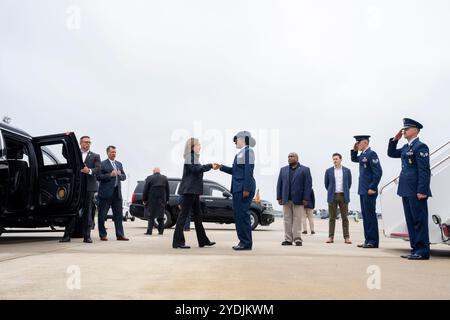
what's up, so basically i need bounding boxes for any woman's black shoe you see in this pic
[200,242,216,248]
[173,245,191,249]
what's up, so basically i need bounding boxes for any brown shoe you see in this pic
[345,238,352,244]
[326,238,334,243]
[117,236,129,241]
[100,237,108,241]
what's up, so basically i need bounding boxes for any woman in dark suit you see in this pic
[172,138,216,249]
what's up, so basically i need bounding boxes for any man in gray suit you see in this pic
[60,135,101,243]
[97,145,129,241]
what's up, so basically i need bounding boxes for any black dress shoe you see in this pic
[173,245,191,249]
[158,231,164,235]
[144,232,152,235]
[295,240,303,246]
[83,238,93,243]
[59,237,71,243]
[232,245,252,251]
[408,254,429,260]
[362,243,378,248]
[281,241,292,246]
[200,242,216,248]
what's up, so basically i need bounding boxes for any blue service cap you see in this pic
[233,131,256,147]
[353,135,371,142]
[403,118,423,130]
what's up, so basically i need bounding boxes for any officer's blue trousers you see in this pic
[402,196,430,257]
[232,191,255,248]
[360,194,379,246]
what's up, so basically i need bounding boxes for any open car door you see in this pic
[32,132,85,217]
[0,130,8,214]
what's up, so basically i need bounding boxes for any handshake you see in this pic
[212,163,222,170]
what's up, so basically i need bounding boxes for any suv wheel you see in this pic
[249,210,259,230]
[155,210,173,229]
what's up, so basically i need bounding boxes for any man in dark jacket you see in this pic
[276,152,312,246]
[143,168,170,235]
[97,145,129,241]
[60,135,101,243]
[324,153,353,244]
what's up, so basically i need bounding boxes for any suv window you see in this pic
[0,132,5,160]
[169,181,179,195]
[204,184,226,198]
[40,143,67,166]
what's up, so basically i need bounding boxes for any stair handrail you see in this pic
[380,139,450,194]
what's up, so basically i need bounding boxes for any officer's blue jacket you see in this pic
[351,147,383,195]
[220,146,256,194]
[387,137,432,197]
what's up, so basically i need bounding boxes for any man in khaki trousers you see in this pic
[324,153,353,244]
[276,152,313,246]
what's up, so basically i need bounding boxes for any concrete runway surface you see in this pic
[0,218,449,300]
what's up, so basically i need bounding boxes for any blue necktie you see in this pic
[112,161,118,187]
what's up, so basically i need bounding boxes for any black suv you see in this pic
[130,178,275,230]
[0,123,85,236]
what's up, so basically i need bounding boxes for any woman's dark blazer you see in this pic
[178,153,212,195]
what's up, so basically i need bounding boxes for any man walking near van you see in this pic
[142,168,170,235]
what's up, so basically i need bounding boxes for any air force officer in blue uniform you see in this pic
[388,118,431,260]
[215,131,256,251]
[351,135,383,248]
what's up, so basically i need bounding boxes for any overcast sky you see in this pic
[1,0,449,210]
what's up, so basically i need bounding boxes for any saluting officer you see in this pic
[351,135,383,248]
[388,118,432,260]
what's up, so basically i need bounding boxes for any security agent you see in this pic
[388,118,432,260]
[351,135,383,248]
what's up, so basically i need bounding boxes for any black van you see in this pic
[129,178,275,230]
[0,123,85,236]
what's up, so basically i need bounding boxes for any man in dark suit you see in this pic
[60,135,101,243]
[276,152,312,246]
[97,145,129,241]
[142,168,170,235]
[388,118,432,260]
[324,152,352,244]
[214,131,256,251]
